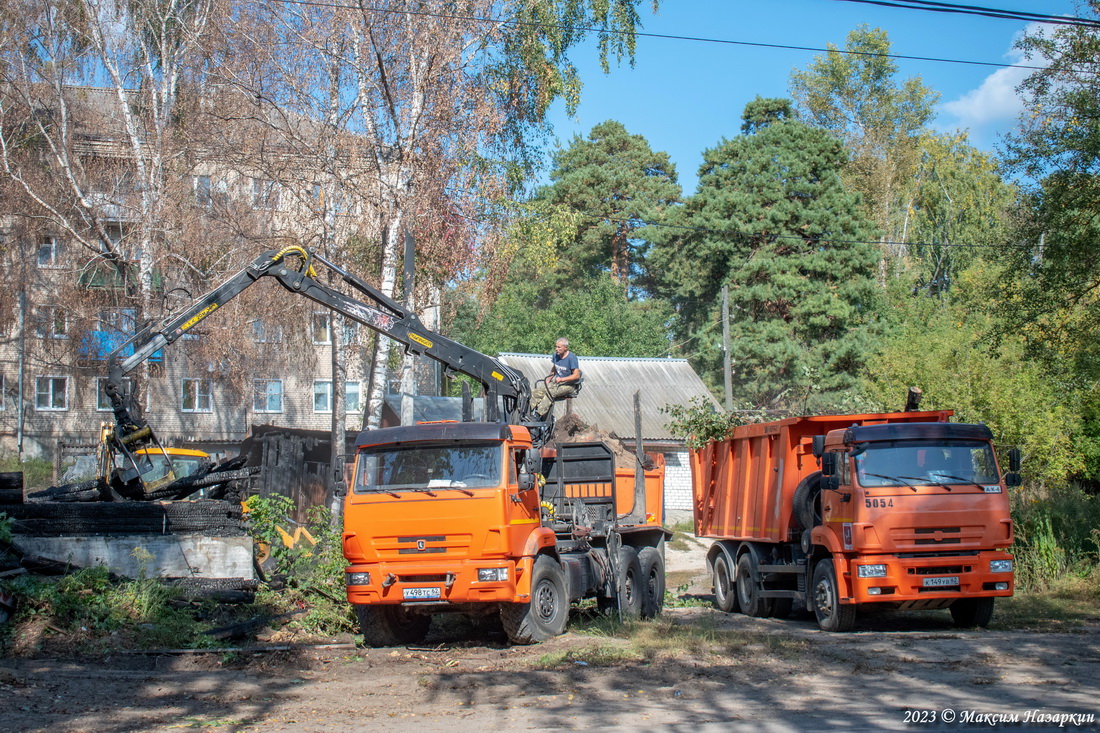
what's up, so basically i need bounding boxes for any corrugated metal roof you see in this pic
[498,353,717,442]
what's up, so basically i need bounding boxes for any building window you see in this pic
[342,319,359,345]
[181,378,212,413]
[35,376,68,411]
[0,374,5,411]
[253,379,284,413]
[96,377,131,412]
[312,311,331,344]
[252,319,284,344]
[346,381,361,413]
[37,236,61,268]
[251,178,280,210]
[34,306,67,339]
[313,380,331,413]
[194,175,212,207]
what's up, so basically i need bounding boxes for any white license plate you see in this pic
[403,587,441,600]
[922,576,959,587]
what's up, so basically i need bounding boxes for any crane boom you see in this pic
[105,246,536,455]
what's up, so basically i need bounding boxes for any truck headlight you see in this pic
[990,560,1013,573]
[477,567,508,582]
[346,571,371,586]
[857,564,887,578]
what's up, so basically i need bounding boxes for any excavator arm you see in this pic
[105,246,536,458]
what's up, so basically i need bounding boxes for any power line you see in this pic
[267,0,1058,73]
[830,0,1100,28]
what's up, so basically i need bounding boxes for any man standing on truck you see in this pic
[530,338,581,419]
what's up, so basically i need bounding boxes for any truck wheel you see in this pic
[793,472,823,530]
[612,546,643,620]
[712,553,740,613]
[950,597,995,628]
[500,554,569,644]
[812,559,856,632]
[356,604,431,647]
[638,547,666,619]
[736,553,773,618]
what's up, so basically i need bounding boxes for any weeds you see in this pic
[1011,483,1100,591]
[0,456,54,492]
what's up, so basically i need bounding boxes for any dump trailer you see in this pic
[691,410,1019,631]
[343,423,669,645]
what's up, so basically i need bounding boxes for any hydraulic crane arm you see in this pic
[105,246,535,440]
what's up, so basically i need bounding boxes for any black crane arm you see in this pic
[105,246,534,437]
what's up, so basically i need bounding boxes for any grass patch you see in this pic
[529,643,645,669]
[993,572,1100,631]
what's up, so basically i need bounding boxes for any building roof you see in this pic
[497,353,717,443]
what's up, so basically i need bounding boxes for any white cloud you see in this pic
[937,23,1052,135]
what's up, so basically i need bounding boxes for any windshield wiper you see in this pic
[862,472,918,491]
[896,475,953,492]
[922,473,986,491]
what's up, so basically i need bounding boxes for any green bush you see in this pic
[0,456,55,492]
[1011,483,1100,590]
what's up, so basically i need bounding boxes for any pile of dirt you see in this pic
[552,412,650,469]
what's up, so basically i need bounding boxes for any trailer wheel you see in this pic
[500,554,569,644]
[736,553,773,618]
[638,547,666,619]
[812,559,856,632]
[949,597,995,628]
[712,553,740,613]
[793,472,823,530]
[356,604,431,647]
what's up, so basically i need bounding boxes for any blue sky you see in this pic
[545,0,1079,191]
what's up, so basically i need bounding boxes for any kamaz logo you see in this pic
[397,535,447,555]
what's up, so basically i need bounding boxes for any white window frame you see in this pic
[251,177,280,211]
[345,381,361,413]
[37,236,61,268]
[96,376,131,412]
[253,379,284,413]
[35,375,68,411]
[312,311,331,345]
[34,306,67,339]
[313,380,332,413]
[181,378,213,413]
[252,319,284,344]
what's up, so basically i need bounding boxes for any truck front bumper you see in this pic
[345,556,533,606]
[840,551,1014,604]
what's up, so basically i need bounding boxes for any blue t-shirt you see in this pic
[552,351,579,380]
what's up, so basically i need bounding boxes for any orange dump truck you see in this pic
[343,422,668,645]
[692,410,1019,631]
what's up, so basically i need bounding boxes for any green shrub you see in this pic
[1011,483,1100,590]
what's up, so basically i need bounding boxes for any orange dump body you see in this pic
[614,452,666,526]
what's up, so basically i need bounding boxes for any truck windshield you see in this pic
[854,439,999,488]
[354,441,502,493]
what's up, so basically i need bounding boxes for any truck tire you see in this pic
[356,604,431,647]
[812,558,856,632]
[638,547,666,619]
[712,553,740,613]
[793,472,823,530]
[736,553,773,618]
[500,554,569,644]
[950,597,995,628]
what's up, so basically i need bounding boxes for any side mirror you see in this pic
[820,452,837,476]
[518,473,536,492]
[1008,447,1022,473]
[823,473,841,492]
[1004,473,1022,488]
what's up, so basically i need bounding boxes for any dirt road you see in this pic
[3,542,1098,732]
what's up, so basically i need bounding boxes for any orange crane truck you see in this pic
[103,245,670,645]
[692,410,1019,631]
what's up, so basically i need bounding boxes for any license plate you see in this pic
[403,587,441,600]
[923,576,959,587]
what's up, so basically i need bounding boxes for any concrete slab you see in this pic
[14,534,254,580]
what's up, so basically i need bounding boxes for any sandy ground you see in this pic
[3,539,1099,732]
